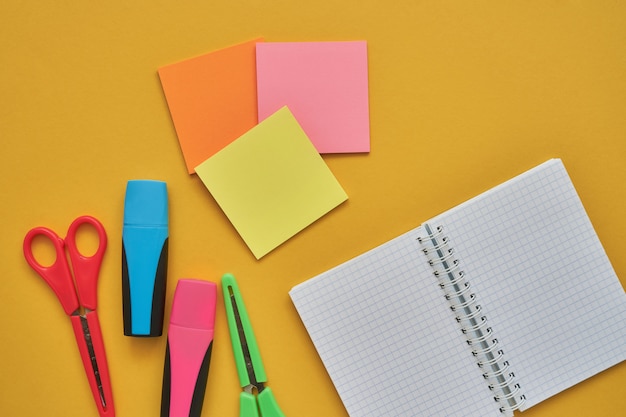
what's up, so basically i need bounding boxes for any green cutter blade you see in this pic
[222,273,267,389]
[222,273,286,417]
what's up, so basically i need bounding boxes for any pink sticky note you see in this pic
[256,41,370,154]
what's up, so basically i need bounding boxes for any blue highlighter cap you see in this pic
[124,180,168,226]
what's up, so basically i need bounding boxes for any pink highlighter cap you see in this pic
[170,279,217,330]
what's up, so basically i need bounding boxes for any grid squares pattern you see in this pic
[430,158,626,409]
[290,228,502,417]
[290,159,626,416]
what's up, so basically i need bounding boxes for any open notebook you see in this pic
[290,159,626,417]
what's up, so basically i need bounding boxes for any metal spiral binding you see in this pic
[418,223,526,415]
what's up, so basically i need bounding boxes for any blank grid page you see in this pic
[290,228,501,417]
[429,159,626,409]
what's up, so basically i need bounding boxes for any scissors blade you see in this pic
[230,290,265,394]
[70,311,115,416]
[222,274,267,392]
[79,314,107,406]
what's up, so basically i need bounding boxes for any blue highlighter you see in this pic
[122,180,169,337]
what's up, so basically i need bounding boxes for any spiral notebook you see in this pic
[289,159,626,417]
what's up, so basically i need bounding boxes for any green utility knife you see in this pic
[222,273,287,417]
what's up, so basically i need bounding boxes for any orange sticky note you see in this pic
[158,38,262,174]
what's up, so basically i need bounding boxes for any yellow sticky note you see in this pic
[195,106,348,259]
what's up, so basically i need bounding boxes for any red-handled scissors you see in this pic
[23,215,115,417]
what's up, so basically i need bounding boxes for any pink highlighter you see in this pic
[161,279,217,417]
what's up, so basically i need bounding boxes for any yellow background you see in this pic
[1,1,625,416]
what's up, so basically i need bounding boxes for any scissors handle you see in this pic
[240,392,260,417]
[257,387,286,417]
[23,216,107,314]
[239,389,286,417]
[23,226,80,315]
[66,216,107,311]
